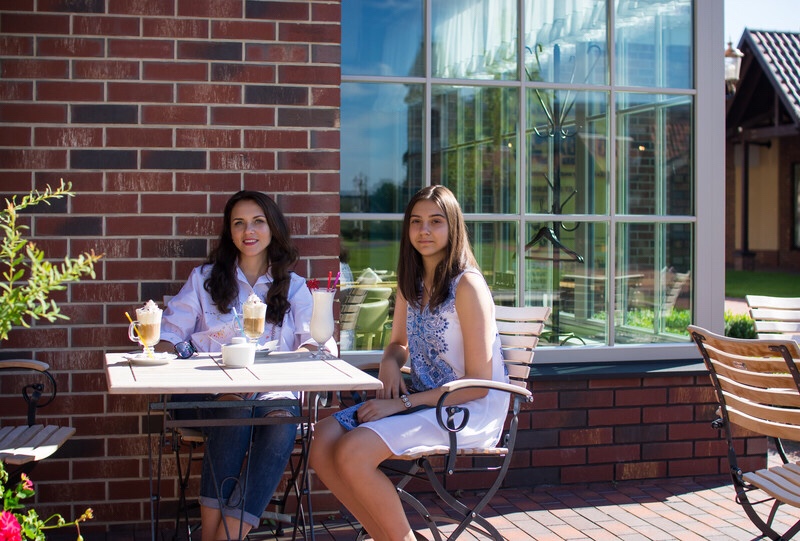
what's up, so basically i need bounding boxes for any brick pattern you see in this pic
[0,0,341,533]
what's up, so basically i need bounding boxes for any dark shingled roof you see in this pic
[738,29,800,126]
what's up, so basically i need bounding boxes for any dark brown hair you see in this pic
[397,185,478,310]
[204,190,298,325]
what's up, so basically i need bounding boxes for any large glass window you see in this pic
[341,0,711,361]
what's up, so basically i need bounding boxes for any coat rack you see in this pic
[525,42,601,338]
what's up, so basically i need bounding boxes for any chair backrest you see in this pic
[339,287,368,332]
[356,299,390,332]
[661,267,690,316]
[688,324,800,442]
[745,295,800,340]
[363,287,393,302]
[494,305,551,388]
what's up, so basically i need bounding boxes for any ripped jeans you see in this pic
[192,396,299,528]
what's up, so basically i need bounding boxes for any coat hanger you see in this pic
[525,226,584,263]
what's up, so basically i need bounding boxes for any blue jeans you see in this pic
[191,396,299,528]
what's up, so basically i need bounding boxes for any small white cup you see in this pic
[222,336,256,367]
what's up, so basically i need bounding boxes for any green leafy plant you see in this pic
[0,180,102,341]
[1,462,92,541]
[724,311,757,339]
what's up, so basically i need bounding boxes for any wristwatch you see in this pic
[400,394,412,409]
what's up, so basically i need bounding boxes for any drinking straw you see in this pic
[327,271,332,290]
[331,270,341,291]
[232,307,245,337]
[125,311,154,358]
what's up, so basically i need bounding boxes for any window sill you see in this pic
[529,358,707,380]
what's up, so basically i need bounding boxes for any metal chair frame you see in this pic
[356,305,550,541]
[0,359,75,480]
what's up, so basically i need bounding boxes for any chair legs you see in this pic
[354,457,504,541]
[258,423,313,541]
[401,459,503,541]
[173,428,204,541]
[260,446,309,540]
[730,466,800,541]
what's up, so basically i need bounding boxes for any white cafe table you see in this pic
[105,351,383,541]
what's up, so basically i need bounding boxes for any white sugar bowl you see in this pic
[222,336,256,367]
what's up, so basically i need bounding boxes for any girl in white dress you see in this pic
[309,185,508,541]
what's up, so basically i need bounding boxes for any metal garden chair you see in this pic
[356,305,550,541]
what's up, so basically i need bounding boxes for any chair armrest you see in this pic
[0,359,57,425]
[431,378,531,476]
[440,378,532,399]
[0,359,50,372]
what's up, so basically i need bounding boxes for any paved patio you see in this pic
[171,301,788,541]
[276,474,800,541]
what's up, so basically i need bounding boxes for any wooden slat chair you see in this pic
[0,360,75,478]
[689,325,800,540]
[338,286,368,351]
[357,305,550,541]
[746,295,800,341]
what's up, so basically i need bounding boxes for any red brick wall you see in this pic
[0,0,340,535]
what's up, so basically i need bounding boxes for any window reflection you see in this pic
[523,1,608,85]
[616,94,693,216]
[339,220,401,352]
[432,0,517,80]
[525,221,606,346]
[615,0,693,88]
[616,222,693,343]
[340,0,697,350]
[528,90,609,215]
[433,86,519,213]
[341,83,425,214]
[342,0,423,77]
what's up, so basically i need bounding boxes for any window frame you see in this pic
[340,0,725,365]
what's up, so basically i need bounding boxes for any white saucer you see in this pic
[123,352,176,366]
[256,340,279,353]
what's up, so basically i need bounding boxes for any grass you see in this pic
[725,270,800,299]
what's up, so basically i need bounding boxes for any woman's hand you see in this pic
[356,397,404,423]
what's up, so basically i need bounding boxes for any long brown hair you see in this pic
[204,190,298,325]
[397,185,478,310]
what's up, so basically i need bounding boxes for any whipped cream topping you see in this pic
[244,292,264,306]
[136,299,162,323]
[243,292,266,317]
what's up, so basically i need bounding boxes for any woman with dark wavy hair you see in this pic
[310,185,507,541]
[156,190,329,540]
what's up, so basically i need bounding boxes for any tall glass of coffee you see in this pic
[128,299,162,357]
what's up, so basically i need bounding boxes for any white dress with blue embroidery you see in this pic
[334,269,509,456]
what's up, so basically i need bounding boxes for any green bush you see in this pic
[617,308,691,335]
[724,311,757,339]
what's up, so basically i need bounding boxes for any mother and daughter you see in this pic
[154,185,507,541]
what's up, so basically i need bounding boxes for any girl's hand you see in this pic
[377,356,408,399]
[356,397,404,423]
